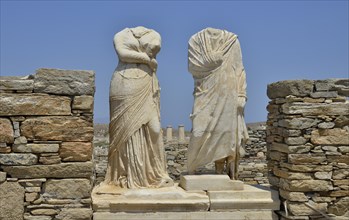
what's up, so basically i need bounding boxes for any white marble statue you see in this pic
[104,26,173,188]
[187,27,249,179]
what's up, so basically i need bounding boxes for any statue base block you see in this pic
[179,174,244,191]
[92,177,280,220]
[92,183,209,213]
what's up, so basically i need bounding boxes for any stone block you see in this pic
[43,179,91,199]
[279,179,332,192]
[0,78,34,91]
[279,189,308,202]
[92,184,209,212]
[279,118,318,130]
[31,209,58,215]
[328,197,349,216]
[0,181,25,220]
[310,91,338,98]
[281,102,349,116]
[311,128,349,145]
[21,116,93,141]
[273,167,312,180]
[179,174,243,191]
[39,155,61,164]
[208,184,280,211]
[73,95,94,111]
[0,153,37,165]
[0,171,6,183]
[285,137,307,145]
[28,144,59,153]
[0,118,14,143]
[56,208,93,220]
[280,163,333,173]
[287,154,326,165]
[0,94,71,116]
[60,142,92,162]
[1,162,93,178]
[288,202,327,216]
[267,80,314,99]
[34,68,95,95]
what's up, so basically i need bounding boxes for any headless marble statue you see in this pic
[104,26,173,188]
[187,28,249,179]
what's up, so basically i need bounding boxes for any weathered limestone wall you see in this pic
[0,68,95,220]
[266,79,349,219]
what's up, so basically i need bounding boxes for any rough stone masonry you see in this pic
[266,78,349,219]
[0,68,95,220]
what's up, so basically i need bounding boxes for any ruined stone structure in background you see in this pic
[266,79,349,219]
[93,123,269,185]
[0,68,95,220]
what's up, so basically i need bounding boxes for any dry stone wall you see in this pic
[0,68,95,220]
[266,79,349,219]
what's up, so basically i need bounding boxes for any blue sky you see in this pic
[1,1,348,129]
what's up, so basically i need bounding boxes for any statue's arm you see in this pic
[114,30,151,65]
[233,39,247,111]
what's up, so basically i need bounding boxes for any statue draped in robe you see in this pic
[104,26,173,188]
[187,28,249,179]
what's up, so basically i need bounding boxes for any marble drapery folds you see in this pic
[104,27,173,188]
[187,28,249,176]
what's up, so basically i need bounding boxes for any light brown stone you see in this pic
[267,80,314,99]
[314,171,332,180]
[31,208,58,215]
[21,116,93,141]
[328,197,349,216]
[288,202,327,216]
[1,162,93,178]
[0,153,37,165]
[311,128,349,145]
[39,156,61,165]
[0,171,6,183]
[0,78,34,91]
[279,118,318,129]
[60,142,92,162]
[273,168,312,180]
[285,137,307,145]
[43,178,91,199]
[55,208,92,220]
[282,102,349,116]
[327,155,349,164]
[279,179,332,192]
[26,192,39,202]
[0,94,71,116]
[34,68,95,95]
[0,118,14,143]
[281,163,333,172]
[73,95,94,111]
[287,154,326,165]
[332,169,349,179]
[0,181,25,220]
[28,144,59,153]
[279,189,308,202]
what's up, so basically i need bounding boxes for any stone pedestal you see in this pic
[92,175,280,220]
[179,174,244,191]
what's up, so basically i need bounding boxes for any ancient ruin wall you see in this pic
[94,124,269,185]
[0,68,95,220]
[266,79,349,219]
